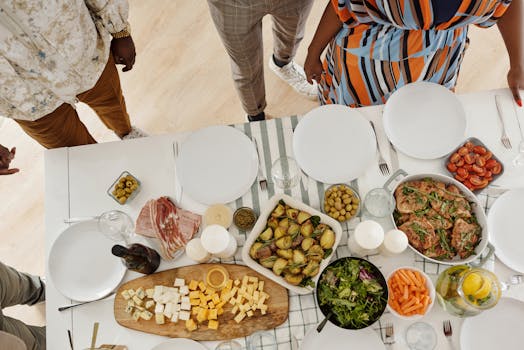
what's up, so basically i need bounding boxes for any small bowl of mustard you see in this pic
[233,207,257,231]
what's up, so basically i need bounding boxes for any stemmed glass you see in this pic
[97,210,135,244]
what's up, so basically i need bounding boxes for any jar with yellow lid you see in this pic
[205,265,230,290]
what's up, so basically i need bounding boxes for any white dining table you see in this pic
[44,88,524,350]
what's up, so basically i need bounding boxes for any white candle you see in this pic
[185,238,212,263]
[200,225,237,259]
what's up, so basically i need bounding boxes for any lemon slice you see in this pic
[473,278,492,300]
[462,272,483,296]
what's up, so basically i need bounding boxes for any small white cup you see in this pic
[200,225,237,259]
[348,220,384,257]
[185,238,212,263]
[380,229,408,256]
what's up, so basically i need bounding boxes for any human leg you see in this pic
[0,262,45,350]
[77,54,132,138]
[14,103,96,149]
[207,0,267,116]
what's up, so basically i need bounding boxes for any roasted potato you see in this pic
[249,242,263,259]
[272,258,288,276]
[301,237,315,251]
[320,229,335,249]
[297,211,311,224]
[259,227,273,241]
[276,249,293,260]
[275,236,293,250]
[284,273,303,286]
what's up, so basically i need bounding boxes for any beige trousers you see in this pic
[207,0,314,115]
[0,262,45,350]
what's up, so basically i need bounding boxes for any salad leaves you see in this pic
[318,259,387,329]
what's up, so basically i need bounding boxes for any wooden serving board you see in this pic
[114,264,289,340]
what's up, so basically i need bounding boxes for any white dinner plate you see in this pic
[383,82,466,159]
[487,188,524,272]
[460,297,524,349]
[48,221,126,302]
[300,322,385,350]
[176,125,258,205]
[150,338,207,350]
[293,105,376,184]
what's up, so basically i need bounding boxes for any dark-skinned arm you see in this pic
[498,0,523,105]
[304,2,343,83]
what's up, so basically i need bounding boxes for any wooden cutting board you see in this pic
[114,264,289,340]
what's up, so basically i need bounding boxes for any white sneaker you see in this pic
[268,56,318,100]
[122,126,149,140]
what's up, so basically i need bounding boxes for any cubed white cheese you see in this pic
[179,285,189,295]
[124,305,134,314]
[140,310,153,320]
[121,290,131,300]
[178,310,190,321]
[180,300,191,311]
[145,300,155,309]
[154,303,165,314]
[155,313,165,325]
[170,311,179,323]
[153,286,164,301]
[132,295,143,306]
[173,304,181,312]
[128,289,136,297]
[171,293,180,305]
[164,302,174,318]
[181,296,190,304]
[174,278,185,287]
[132,310,141,321]
[145,288,155,298]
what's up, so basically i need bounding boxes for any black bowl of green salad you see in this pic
[316,257,388,330]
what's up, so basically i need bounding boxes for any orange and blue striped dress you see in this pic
[320,0,512,106]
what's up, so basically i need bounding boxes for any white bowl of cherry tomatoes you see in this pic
[445,138,503,192]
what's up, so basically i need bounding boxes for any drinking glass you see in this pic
[215,340,242,350]
[97,210,134,244]
[363,188,395,218]
[247,331,277,350]
[405,322,437,350]
[271,156,300,190]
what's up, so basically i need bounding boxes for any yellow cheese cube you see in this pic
[197,308,208,323]
[259,304,268,313]
[185,318,198,331]
[247,284,254,296]
[253,291,260,302]
[226,279,233,289]
[217,308,224,316]
[140,310,153,320]
[188,280,199,291]
[155,313,165,325]
[208,301,215,309]
[200,301,208,308]
[258,281,264,292]
[205,287,216,295]
[231,286,239,297]
[216,301,226,309]
[248,276,258,284]
[208,320,219,330]
[132,310,141,321]
[132,295,143,306]
[190,298,200,306]
[192,306,201,315]
[189,291,200,299]
[242,276,249,286]
[247,310,254,317]
[231,305,239,314]
[121,290,131,300]
[212,294,221,304]
[234,279,240,286]
[208,309,218,320]
[198,281,206,292]
[258,295,267,306]
[205,294,213,302]
[228,298,236,306]
[234,312,246,323]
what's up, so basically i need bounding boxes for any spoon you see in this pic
[316,312,333,333]
[90,322,99,350]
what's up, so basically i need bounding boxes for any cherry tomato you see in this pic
[469,175,483,186]
[463,180,475,190]
[455,174,466,182]
[475,157,486,167]
[464,153,475,164]
[456,159,465,167]
[485,159,498,170]
[484,170,492,178]
[473,145,487,155]
[482,151,493,161]
[476,179,489,189]
[447,162,458,172]
[464,164,473,171]
[464,142,475,150]
[472,164,485,174]
[450,153,461,164]
[458,147,469,156]
[492,163,502,175]
[457,167,469,178]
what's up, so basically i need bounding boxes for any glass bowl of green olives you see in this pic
[107,171,141,205]
[322,184,360,223]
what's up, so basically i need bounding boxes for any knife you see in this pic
[388,140,399,172]
[291,334,299,350]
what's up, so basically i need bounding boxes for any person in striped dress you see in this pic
[304,0,523,107]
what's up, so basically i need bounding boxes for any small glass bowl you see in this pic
[107,171,141,205]
[247,331,276,350]
[322,184,361,223]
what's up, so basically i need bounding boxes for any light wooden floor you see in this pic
[0,0,509,327]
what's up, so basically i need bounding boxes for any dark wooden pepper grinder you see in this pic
[111,243,161,275]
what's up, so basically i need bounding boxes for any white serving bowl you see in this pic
[241,194,343,295]
[386,266,436,320]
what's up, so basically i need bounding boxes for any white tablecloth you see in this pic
[44,88,524,350]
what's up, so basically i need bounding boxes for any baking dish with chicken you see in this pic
[385,170,494,265]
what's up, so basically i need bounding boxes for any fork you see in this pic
[370,121,390,175]
[251,137,267,191]
[501,274,524,291]
[384,322,395,347]
[495,95,513,149]
[443,320,455,349]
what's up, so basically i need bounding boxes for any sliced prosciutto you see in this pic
[136,196,201,259]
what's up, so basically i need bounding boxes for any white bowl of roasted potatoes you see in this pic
[242,194,343,294]
[323,184,360,222]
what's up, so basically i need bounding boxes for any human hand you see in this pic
[507,65,523,106]
[304,51,323,85]
[111,36,136,72]
[0,145,19,175]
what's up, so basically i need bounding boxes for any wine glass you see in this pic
[270,156,300,190]
[97,210,134,244]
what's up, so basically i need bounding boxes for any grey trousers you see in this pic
[207,0,314,115]
[0,262,46,350]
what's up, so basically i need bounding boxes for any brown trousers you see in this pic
[207,0,314,116]
[15,55,131,149]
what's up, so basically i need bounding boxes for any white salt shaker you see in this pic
[185,238,212,263]
[348,220,384,257]
[380,229,408,256]
[200,224,237,259]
